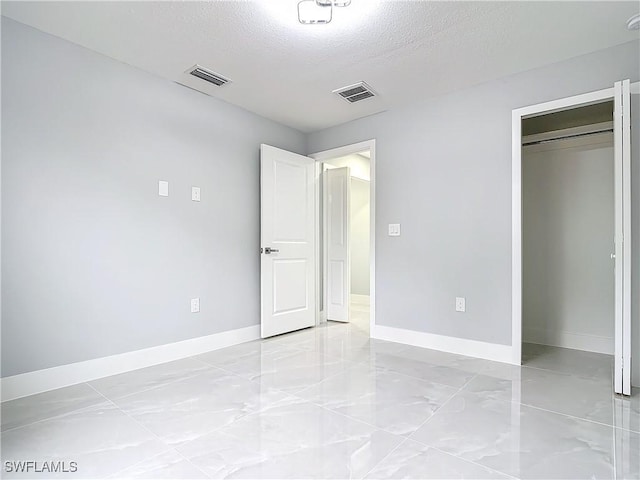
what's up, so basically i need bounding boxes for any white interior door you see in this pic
[613,79,631,395]
[326,167,350,322]
[260,144,316,338]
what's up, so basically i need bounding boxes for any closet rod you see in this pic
[522,128,613,147]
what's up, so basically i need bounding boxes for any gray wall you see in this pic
[307,40,640,383]
[1,18,306,377]
[350,178,370,296]
[523,137,614,353]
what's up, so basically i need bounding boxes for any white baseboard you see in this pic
[372,325,514,364]
[1,325,260,402]
[350,294,370,306]
[523,327,613,355]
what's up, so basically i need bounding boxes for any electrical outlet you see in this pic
[191,298,200,313]
[455,297,466,312]
[192,186,201,202]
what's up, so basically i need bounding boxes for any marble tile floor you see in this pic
[1,310,638,479]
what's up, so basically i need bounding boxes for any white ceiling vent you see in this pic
[188,65,231,87]
[333,82,376,103]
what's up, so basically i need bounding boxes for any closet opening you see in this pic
[521,100,615,381]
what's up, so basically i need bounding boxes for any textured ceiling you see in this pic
[2,1,639,132]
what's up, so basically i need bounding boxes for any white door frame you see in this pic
[310,140,376,335]
[511,86,632,383]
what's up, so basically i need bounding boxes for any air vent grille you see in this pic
[346,91,374,103]
[189,65,230,87]
[333,82,376,103]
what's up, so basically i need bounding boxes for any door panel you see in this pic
[273,259,309,314]
[614,79,632,395]
[261,144,315,338]
[631,82,639,389]
[326,167,350,322]
[621,80,632,395]
[274,161,308,242]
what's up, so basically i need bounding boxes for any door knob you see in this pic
[264,247,280,254]
[611,253,616,260]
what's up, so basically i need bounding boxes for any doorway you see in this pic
[322,151,371,334]
[521,101,615,382]
[310,140,376,337]
[512,80,633,395]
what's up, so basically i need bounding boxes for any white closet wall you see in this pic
[523,134,614,354]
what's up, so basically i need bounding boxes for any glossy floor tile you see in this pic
[464,365,613,425]
[365,350,478,388]
[296,363,457,436]
[109,451,208,479]
[176,397,402,479]
[89,358,213,401]
[2,305,638,479]
[112,368,294,446]
[616,427,640,479]
[411,391,615,479]
[1,383,105,432]
[2,402,167,479]
[522,342,613,381]
[364,439,510,479]
[615,387,640,434]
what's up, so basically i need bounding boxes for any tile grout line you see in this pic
[84,383,212,480]
[358,370,518,480]
[402,372,522,479]
[612,424,618,480]
[287,364,475,437]
[425,443,520,480]
[408,380,623,479]
[1,356,227,431]
[464,386,622,431]
[358,437,411,479]
[88,363,226,403]
[519,363,614,384]
[0,384,109,435]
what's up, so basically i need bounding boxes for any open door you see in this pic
[326,167,351,322]
[260,144,316,338]
[614,79,632,395]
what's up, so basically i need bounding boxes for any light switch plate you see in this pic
[191,298,200,313]
[388,224,401,236]
[158,181,169,197]
[192,186,201,202]
[455,297,466,312]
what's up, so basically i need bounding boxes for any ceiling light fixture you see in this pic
[298,0,331,24]
[298,0,351,25]
[627,13,640,30]
[316,0,351,6]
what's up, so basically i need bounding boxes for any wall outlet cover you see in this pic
[388,223,401,236]
[158,180,169,197]
[190,298,200,313]
[192,186,201,202]
[455,297,466,312]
